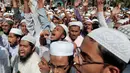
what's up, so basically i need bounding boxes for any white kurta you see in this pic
[65,35,84,47]
[38,45,50,62]
[9,45,19,57]
[13,52,41,73]
[0,33,19,56]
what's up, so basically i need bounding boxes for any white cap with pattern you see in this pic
[88,27,130,63]
[21,34,36,45]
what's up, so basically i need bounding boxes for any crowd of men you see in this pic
[0,0,130,73]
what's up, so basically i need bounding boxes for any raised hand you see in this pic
[112,3,121,15]
[97,0,104,12]
[83,0,88,6]
[38,0,45,9]
[74,0,81,7]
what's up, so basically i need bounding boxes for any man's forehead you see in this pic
[2,22,9,25]
[51,55,68,64]
[81,36,98,54]
[51,55,68,59]
[70,25,80,28]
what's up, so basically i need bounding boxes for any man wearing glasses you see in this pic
[74,27,130,73]
[39,41,74,73]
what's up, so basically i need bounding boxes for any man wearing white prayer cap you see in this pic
[1,18,14,45]
[8,28,22,57]
[51,24,68,42]
[65,21,84,47]
[74,27,130,73]
[2,18,14,36]
[117,24,130,73]
[12,34,41,73]
[20,19,29,35]
[84,19,93,33]
[39,41,74,73]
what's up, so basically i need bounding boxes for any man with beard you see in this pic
[0,28,22,64]
[74,27,130,73]
[8,28,22,57]
[50,24,68,42]
[12,34,41,73]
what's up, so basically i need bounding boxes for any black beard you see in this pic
[19,51,33,63]
[10,42,18,48]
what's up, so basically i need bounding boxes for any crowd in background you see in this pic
[0,0,130,73]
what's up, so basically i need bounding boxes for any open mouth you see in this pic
[19,50,25,56]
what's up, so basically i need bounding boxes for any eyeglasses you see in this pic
[48,61,69,70]
[74,47,109,66]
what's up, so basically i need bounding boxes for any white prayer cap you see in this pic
[86,19,93,23]
[110,7,113,10]
[117,19,125,24]
[21,34,36,45]
[5,18,13,21]
[118,14,123,17]
[84,16,89,19]
[59,24,68,36]
[4,18,14,25]
[70,9,74,13]
[92,19,98,22]
[85,13,91,17]
[59,13,65,19]
[66,9,70,12]
[9,13,14,16]
[125,18,129,22]
[10,28,22,36]
[127,11,130,14]
[67,11,70,14]
[54,8,58,11]
[70,18,77,21]
[118,24,130,39]
[50,41,74,56]
[105,12,111,16]
[69,21,83,30]
[91,10,96,15]
[20,19,26,24]
[3,12,9,16]
[88,27,130,63]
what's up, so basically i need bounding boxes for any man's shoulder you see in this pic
[30,52,41,63]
